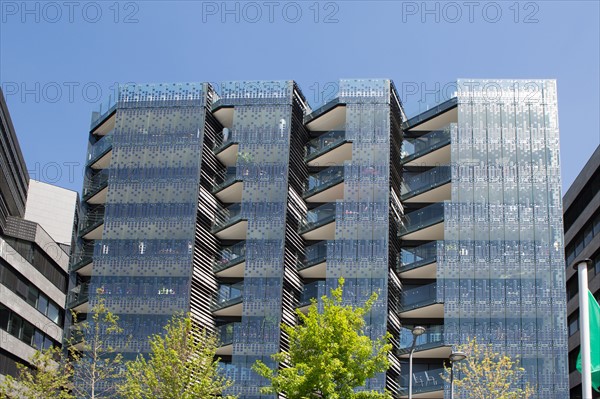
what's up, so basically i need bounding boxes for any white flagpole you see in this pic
[574,259,593,399]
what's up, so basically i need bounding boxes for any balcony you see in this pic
[83,170,109,204]
[211,283,243,317]
[297,241,327,279]
[298,280,326,312]
[305,130,351,167]
[216,322,240,356]
[212,204,247,240]
[304,100,345,131]
[398,325,449,359]
[304,167,344,203]
[398,203,444,241]
[400,282,443,318]
[213,129,238,167]
[67,283,90,312]
[401,129,451,167]
[399,367,445,398]
[90,100,117,135]
[70,242,95,276]
[299,203,336,240]
[79,208,105,240]
[87,133,113,170]
[398,241,438,279]
[212,167,243,203]
[213,242,246,278]
[401,166,451,203]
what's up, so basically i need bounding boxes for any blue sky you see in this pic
[1,1,598,193]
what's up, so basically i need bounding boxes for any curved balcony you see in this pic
[67,283,90,312]
[297,241,327,279]
[213,242,246,278]
[211,283,243,317]
[399,367,445,398]
[305,130,351,167]
[304,167,344,203]
[216,322,241,356]
[212,167,243,202]
[400,282,443,318]
[70,241,96,276]
[79,208,105,240]
[212,204,247,240]
[83,170,109,204]
[87,133,113,170]
[298,280,326,313]
[299,203,336,240]
[398,203,444,241]
[401,166,451,203]
[398,241,439,279]
[398,325,449,359]
[401,129,451,167]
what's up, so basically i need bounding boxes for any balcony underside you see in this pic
[212,301,243,317]
[214,220,248,240]
[90,150,112,170]
[74,261,94,277]
[215,260,245,279]
[71,300,89,314]
[399,303,444,318]
[305,104,346,131]
[216,343,233,356]
[399,261,437,279]
[86,186,108,205]
[406,106,457,132]
[305,181,344,203]
[300,220,336,241]
[400,221,444,241]
[402,183,451,204]
[403,145,450,167]
[214,181,243,203]
[216,144,238,167]
[92,112,116,135]
[82,223,104,240]
[213,107,234,128]
[307,143,352,167]
[399,345,451,359]
[298,260,326,279]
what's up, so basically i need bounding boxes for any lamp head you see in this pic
[450,351,467,362]
[412,326,426,337]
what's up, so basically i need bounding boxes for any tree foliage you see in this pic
[70,292,125,399]
[253,277,392,399]
[443,338,535,399]
[117,314,236,399]
[0,345,74,399]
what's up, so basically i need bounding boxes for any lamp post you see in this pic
[408,326,426,399]
[449,351,466,399]
[573,258,593,399]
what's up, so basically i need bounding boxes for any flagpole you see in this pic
[574,258,593,399]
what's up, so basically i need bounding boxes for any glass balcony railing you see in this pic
[212,283,244,310]
[401,129,451,163]
[79,208,105,235]
[399,241,438,271]
[299,280,326,307]
[212,167,241,194]
[217,322,241,347]
[83,170,109,200]
[87,133,113,166]
[213,242,246,273]
[213,129,236,154]
[304,167,344,198]
[398,203,444,237]
[399,367,445,394]
[67,283,90,309]
[298,241,328,270]
[399,325,444,352]
[305,130,347,161]
[212,203,244,232]
[90,96,117,129]
[299,203,336,234]
[70,242,96,272]
[401,282,438,310]
[401,166,451,199]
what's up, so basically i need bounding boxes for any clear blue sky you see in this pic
[1,1,598,193]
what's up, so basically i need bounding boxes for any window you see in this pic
[36,295,48,315]
[0,305,9,330]
[568,314,579,336]
[47,303,59,324]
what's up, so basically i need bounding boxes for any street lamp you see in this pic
[449,351,466,399]
[408,326,426,399]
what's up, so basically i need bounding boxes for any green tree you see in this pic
[253,277,392,399]
[69,292,125,399]
[0,346,74,399]
[117,314,236,399]
[443,338,535,399]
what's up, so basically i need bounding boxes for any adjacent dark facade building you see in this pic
[0,88,74,380]
[564,145,600,399]
[69,79,569,398]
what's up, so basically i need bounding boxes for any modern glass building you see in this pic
[68,79,569,398]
